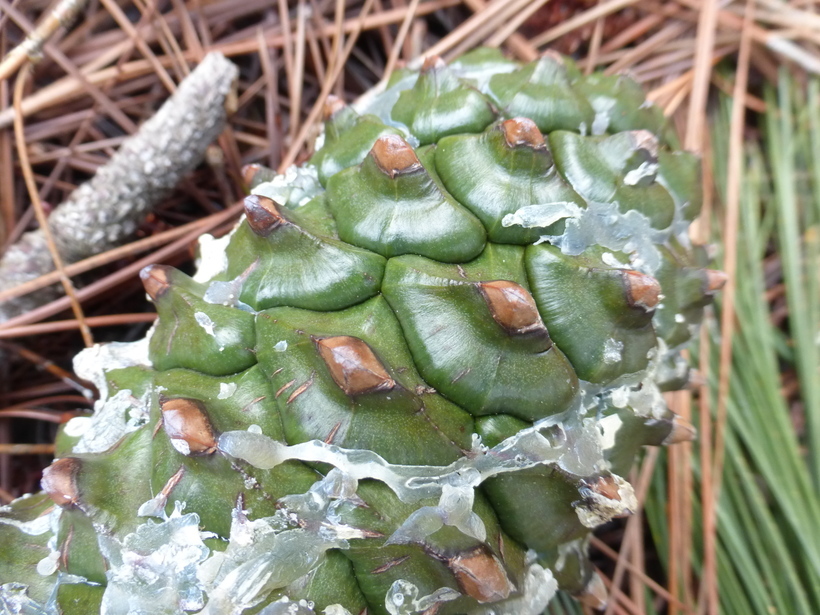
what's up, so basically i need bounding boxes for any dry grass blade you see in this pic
[0,0,139,132]
[383,0,422,81]
[278,0,377,170]
[13,64,94,348]
[530,0,640,48]
[0,314,157,339]
[700,3,754,614]
[0,202,242,331]
[0,214,230,305]
[0,444,56,455]
[604,448,661,615]
[684,0,719,152]
[421,0,518,61]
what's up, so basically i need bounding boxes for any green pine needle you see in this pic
[646,70,820,614]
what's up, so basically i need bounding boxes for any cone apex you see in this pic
[478,280,546,335]
[42,457,82,509]
[140,264,173,301]
[501,118,546,149]
[160,397,218,455]
[449,547,514,603]
[315,336,395,396]
[371,135,422,178]
[241,163,263,188]
[629,129,660,158]
[623,270,661,311]
[664,414,697,445]
[585,475,623,502]
[584,475,634,520]
[421,55,446,72]
[323,94,347,120]
[244,194,287,237]
[706,269,729,292]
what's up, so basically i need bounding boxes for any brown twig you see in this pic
[13,64,94,347]
[0,314,157,339]
[0,444,55,455]
[0,0,89,82]
[701,2,755,614]
[0,202,242,331]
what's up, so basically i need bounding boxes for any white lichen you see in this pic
[574,475,637,528]
[602,338,623,364]
[73,337,152,401]
[384,580,459,615]
[218,383,237,400]
[598,414,624,452]
[193,228,236,283]
[501,202,583,230]
[194,312,216,337]
[218,413,604,506]
[623,161,658,186]
[474,558,556,615]
[198,471,371,615]
[71,389,151,455]
[98,504,212,615]
[252,166,322,209]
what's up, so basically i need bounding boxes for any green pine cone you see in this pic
[0,49,722,615]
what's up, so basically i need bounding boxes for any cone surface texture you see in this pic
[0,49,716,615]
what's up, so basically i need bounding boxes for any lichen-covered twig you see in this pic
[0,52,238,324]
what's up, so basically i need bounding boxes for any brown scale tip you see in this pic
[583,475,634,520]
[371,135,422,178]
[664,414,697,445]
[623,270,661,311]
[315,336,395,396]
[577,571,608,610]
[478,280,547,336]
[421,55,446,72]
[42,457,82,509]
[500,118,545,150]
[241,163,264,188]
[585,475,622,502]
[244,194,287,237]
[629,129,660,158]
[449,547,514,603]
[140,265,173,301]
[323,94,347,120]
[705,269,729,293]
[160,397,218,456]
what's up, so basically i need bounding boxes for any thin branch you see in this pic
[0,0,89,81]
[13,64,94,347]
[701,2,755,614]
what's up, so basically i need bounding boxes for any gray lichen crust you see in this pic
[0,52,238,324]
